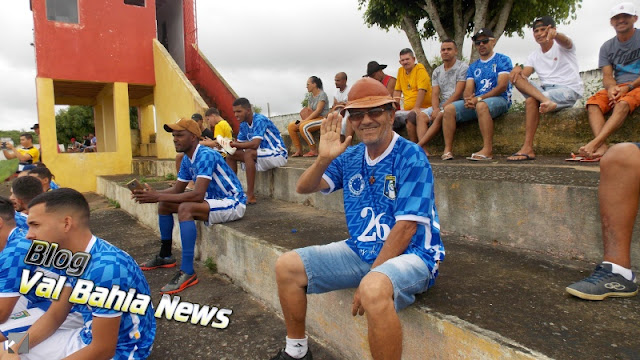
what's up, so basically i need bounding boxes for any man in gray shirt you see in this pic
[581,2,640,160]
[416,39,468,156]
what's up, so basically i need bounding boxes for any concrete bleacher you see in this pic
[271,108,640,157]
[97,156,640,359]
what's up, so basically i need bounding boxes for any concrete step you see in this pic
[96,176,640,360]
[130,156,640,267]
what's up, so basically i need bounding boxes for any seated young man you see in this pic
[3,189,156,359]
[28,166,59,192]
[0,197,82,343]
[200,108,234,154]
[10,176,43,231]
[226,98,288,204]
[134,118,246,294]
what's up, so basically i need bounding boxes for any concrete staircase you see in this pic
[96,157,640,359]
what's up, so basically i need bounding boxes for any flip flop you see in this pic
[441,152,454,160]
[580,156,601,163]
[302,151,318,157]
[507,153,536,161]
[565,153,584,161]
[466,153,493,161]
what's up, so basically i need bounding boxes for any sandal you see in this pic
[441,152,454,160]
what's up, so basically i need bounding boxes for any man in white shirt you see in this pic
[507,16,583,161]
[332,72,352,142]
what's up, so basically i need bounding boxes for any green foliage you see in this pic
[164,173,176,181]
[252,105,262,114]
[107,198,121,209]
[359,0,582,56]
[55,106,95,145]
[0,131,38,145]
[130,107,139,129]
[301,92,311,108]
[204,257,218,273]
[0,159,19,182]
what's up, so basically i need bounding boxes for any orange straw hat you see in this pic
[342,78,396,114]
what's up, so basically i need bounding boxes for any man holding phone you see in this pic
[132,118,246,294]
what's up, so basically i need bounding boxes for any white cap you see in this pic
[611,2,637,18]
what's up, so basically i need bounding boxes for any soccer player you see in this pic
[10,176,43,231]
[134,118,246,294]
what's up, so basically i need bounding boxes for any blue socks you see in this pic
[179,220,197,275]
[159,214,174,257]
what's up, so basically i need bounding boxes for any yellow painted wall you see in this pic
[36,78,133,192]
[153,39,207,159]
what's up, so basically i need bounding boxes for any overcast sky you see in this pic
[0,0,633,130]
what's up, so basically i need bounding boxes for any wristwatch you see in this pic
[477,96,483,102]
[628,84,635,91]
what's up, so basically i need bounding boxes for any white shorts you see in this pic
[21,328,89,360]
[255,148,287,172]
[0,297,83,336]
[205,198,246,225]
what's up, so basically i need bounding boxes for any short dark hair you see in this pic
[205,108,220,117]
[442,39,457,48]
[0,196,15,223]
[29,188,90,225]
[12,176,43,203]
[20,133,33,141]
[309,76,323,90]
[399,48,414,56]
[232,97,251,109]
[336,72,347,81]
[29,166,54,181]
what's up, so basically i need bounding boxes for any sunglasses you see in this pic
[347,106,391,122]
[474,38,492,46]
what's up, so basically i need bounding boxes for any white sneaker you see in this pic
[216,135,236,155]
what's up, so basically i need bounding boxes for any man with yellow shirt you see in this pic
[393,48,432,145]
[2,133,39,173]
[206,107,233,139]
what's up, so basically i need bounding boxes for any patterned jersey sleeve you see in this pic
[393,150,433,223]
[497,54,513,74]
[85,259,130,317]
[320,155,345,194]
[0,247,24,297]
[251,116,267,140]
[194,150,215,180]
[177,154,192,182]
[466,63,475,80]
[237,123,249,142]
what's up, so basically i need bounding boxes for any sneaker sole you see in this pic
[160,275,199,295]
[565,286,639,300]
[140,262,177,271]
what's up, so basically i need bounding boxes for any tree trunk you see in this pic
[400,15,433,75]
[469,0,490,63]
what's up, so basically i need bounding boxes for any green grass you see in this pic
[107,198,121,209]
[204,257,217,273]
[0,159,18,182]
[164,173,176,181]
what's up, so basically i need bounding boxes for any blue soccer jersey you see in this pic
[177,144,247,205]
[14,211,28,231]
[321,133,445,274]
[0,228,55,311]
[237,113,287,154]
[50,180,60,190]
[68,236,155,360]
[467,52,513,104]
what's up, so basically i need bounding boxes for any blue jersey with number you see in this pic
[237,113,287,154]
[467,52,513,104]
[0,228,56,311]
[322,133,444,274]
[68,236,155,360]
[178,144,246,205]
[14,211,28,231]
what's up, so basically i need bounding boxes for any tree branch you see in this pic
[400,14,433,74]
[492,0,514,41]
[419,0,450,40]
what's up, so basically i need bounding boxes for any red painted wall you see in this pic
[31,0,157,85]
[194,54,239,134]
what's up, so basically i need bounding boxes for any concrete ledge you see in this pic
[95,176,552,360]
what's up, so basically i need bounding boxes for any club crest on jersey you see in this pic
[348,173,365,197]
[383,175,397,200]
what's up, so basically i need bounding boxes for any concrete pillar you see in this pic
[35,78,56,162]
[139,104,155,144]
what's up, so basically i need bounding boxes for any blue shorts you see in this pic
[522,82,581,109]
[636,143,640,149]
[451,97,510,123]
[295,240,434,311]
